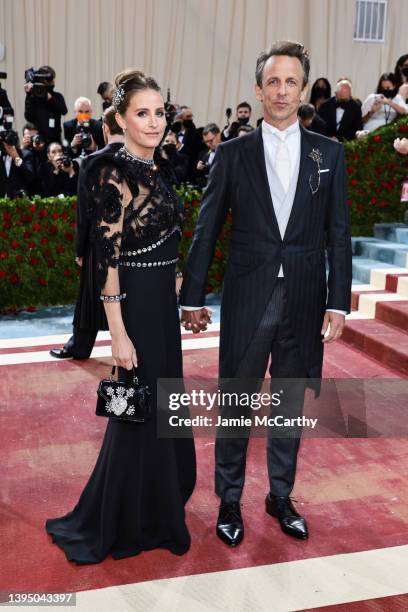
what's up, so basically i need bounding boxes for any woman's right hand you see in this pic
[111,332,137,370]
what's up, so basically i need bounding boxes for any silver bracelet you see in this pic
[99,293,127,302]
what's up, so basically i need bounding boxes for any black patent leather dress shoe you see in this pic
[265,493,308,540]
[216,501,244,547]
[49,348,74,359]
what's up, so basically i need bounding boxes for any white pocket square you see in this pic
[319,168,330,173]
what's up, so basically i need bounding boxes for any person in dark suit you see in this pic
[195,123,222,184]
[24,66,68,143]
[317,79,362,141]
[0,140,35,197]
[50,106,124,360]
[0,83,14,116]
[180,41,352,547]
[298,102,328,135]
[63,97,104,157]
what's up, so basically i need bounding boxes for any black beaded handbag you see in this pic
[96,366,151,422]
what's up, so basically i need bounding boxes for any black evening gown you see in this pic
[45,147,196,563]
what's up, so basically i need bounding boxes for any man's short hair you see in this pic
[38,66,56,80]
[74,96,92,111]
[103,106,124,136]
[97,81,112,96]
[202,122,220,136]
[298,103,315,120]
[22,122,38,134]
[237,101,252,112]
[237,124,254,135]
[255,40,310,88]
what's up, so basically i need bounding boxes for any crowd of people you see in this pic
[1,54,408,199]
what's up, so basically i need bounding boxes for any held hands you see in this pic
[111,331,138,370]
[321,311,345,343]
[181,308,212,333]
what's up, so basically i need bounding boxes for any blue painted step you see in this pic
[395,228,408,245]
[352,238,408,266]
[352,257,399,284]
[374,223,407,242]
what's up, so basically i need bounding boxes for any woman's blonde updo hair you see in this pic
[112,68,161,114]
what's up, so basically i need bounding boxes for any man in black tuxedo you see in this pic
[50,106,124,360]
[195,123,222,184]
[180,41,352,546]
[63,97,104,157]
[0,140,35,197]
[24,66,68,143]
[318,79,362,141]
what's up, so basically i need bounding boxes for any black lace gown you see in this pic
[45,148,196,563]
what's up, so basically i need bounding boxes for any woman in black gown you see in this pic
[45,70,197,563]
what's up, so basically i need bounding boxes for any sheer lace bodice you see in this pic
[89,147,183,291]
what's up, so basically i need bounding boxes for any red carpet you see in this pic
[1,337,407,596]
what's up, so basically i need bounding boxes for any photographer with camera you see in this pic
[195,123,221,184]
[159,130,189,184]
[361,72,407,133]
[96,82,114,113]
[24,66,68,143]
[0,71,14,117]
[63,97,104,158]
[0,119,35,198]
[21,122,47,194]
[172,106,201,181]
[39,141,78,197]
[222,101,254,141]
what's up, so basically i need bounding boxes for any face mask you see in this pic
[380,88,395,99]
[77,111,92,123]
[238,116,249,125]
[183,119,194,128]
[163,143,177,156]
[401,66,408,78]
[314,87,327,98]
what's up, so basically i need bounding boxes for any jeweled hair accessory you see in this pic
[113,86,125,110]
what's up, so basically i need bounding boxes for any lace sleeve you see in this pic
[92,164,126,293]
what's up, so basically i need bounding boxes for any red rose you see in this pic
[39,209,48,218]
[11,239,19,249]
[20,214,33,223]
[347,199,352,207]
[370,197,377,205]
[28,241,35,248]
[63,269,71,277]
[215,248,223,259]
[47,259,56,268]
[56,245,65,254]
[357,204,364,211]
[3,223,11,230]
[26,305,36,312]
[207,284,214,293]
[51,212,60,220]
[191,199,199,208]
[0,251,8,259]
[64,232,74,241]
[351,178,358,187]
[16,255,23,263]
[29,257,39,266]
[213,271,222,281]
[10,273,19,284]
[183,230,193,238]
[41,237,49,245]
[399,123,408,133]
[372,135,381,142]
[32,223,42,231]
[71,202,77,210]
[3,212,11,222]
[61,211,69,220]
[346,166,354,174]
[38,277,47,286]
[30,204,37,213]
[0,271,6,280]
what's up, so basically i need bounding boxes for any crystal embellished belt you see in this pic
[119,257,179,269]
[119,226,180,257]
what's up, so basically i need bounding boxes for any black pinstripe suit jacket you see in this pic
[179,124,352,379]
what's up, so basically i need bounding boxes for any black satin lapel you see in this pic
[283,126,315,240]
[241,127,281,238]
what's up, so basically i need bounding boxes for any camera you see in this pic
[0,109,18,150]
[76,121,92,149]
[32,133,45,147]
[164,88,177,125]
[61,155,72,168]
[24,67,54,97]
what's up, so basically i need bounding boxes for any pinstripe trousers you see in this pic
[215,278,309,502]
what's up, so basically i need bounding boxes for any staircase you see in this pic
[342,223,408,376]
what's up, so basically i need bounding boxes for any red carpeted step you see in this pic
[342,319,408,375]
[351,289,386,311]
[375,300,408,333]
[385,272,408,292]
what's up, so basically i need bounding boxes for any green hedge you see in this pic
[1,116,408,312]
